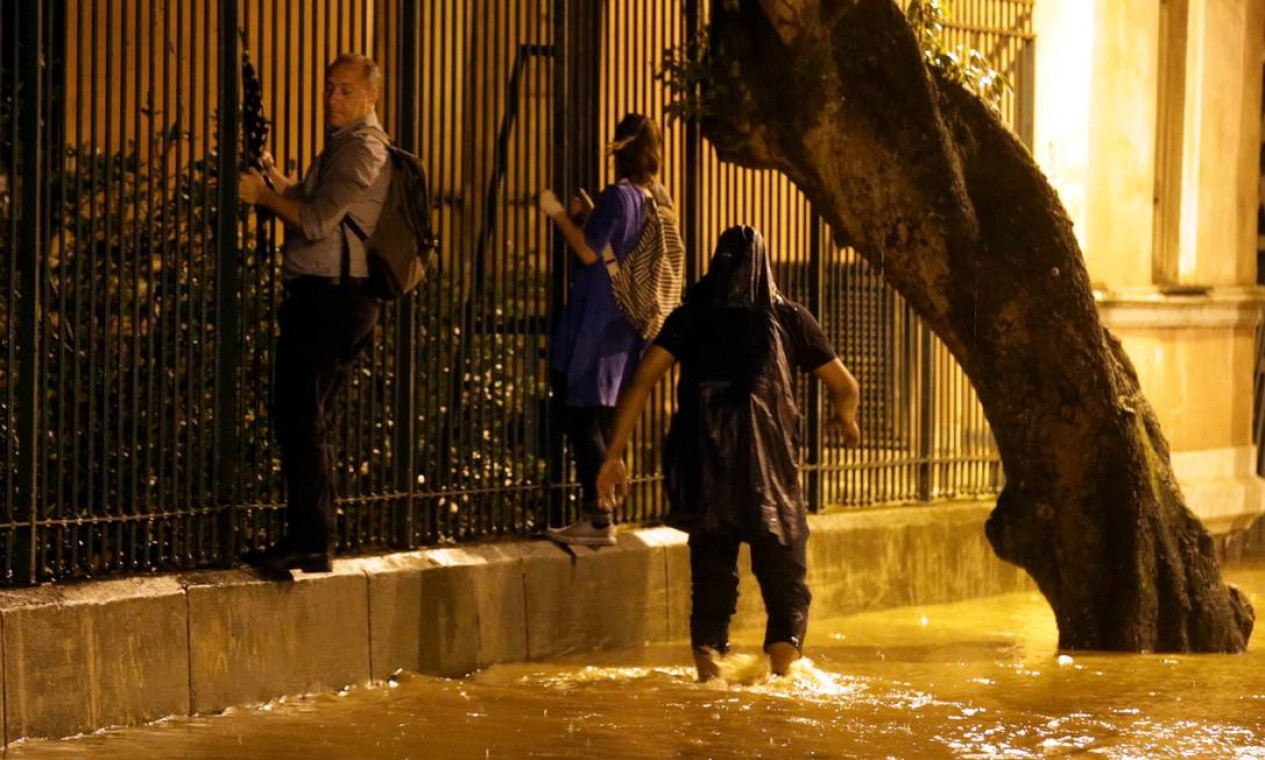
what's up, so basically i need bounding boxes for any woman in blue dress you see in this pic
[538,113,668,546]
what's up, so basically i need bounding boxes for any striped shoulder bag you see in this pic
[603,183,685,341]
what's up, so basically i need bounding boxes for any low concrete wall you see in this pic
[0,500,1031,744]
[1220,513,1265,563]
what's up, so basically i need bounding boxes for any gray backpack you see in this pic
[345,128,440,299]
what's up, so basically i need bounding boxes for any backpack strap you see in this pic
[344,215,369,241]
[601,243,619,277]
[341,121,390,245]
[603,183,657,277]
[340,216,368,282]
[338,123,390,282]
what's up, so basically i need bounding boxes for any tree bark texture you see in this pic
[703,0,1253,651]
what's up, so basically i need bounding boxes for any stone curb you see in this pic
[0,500,1031,744]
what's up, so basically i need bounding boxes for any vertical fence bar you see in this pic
[438,0,459,540]
[126,0,142,570]
[546,0,567,527]
[16,0,45,584]
[805,212,825,511]
[1,0,12,581]
[394,0,419,546]
[68,0,87,571]
[214,0,241,511]
[418,0,437,545]
[40,0,59,570]
[1018,34,1035,146]
[917,325,934,501]
[682,0,702,295]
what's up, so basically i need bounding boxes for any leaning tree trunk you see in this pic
[703,0,1253,651]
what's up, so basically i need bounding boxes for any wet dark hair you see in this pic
[609,113,661,184]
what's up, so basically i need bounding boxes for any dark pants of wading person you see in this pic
[689,530,811,653]
[272,276,380,555]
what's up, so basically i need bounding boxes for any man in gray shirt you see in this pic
[238,53,391,577]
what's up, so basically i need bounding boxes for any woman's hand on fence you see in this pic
[596,457,628,510]
[538,189,565,219]
[569,189,594,225]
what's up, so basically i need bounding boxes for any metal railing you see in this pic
[0,0,1031,584]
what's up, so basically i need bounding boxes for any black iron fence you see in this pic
[0,0,1032,585]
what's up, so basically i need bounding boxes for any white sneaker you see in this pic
[545,519,616,547]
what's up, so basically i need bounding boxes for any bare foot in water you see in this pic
[693,648,723,683]
[767,642,800,676]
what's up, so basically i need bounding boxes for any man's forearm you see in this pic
[255,188,303,229]
[830,388,859,419]
[268,169,296,194]
[815,358,860,414]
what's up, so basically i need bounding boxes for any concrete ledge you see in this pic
[644,502,1032,645]
[186,567,370,714]
[808,503,1032,619]
[0,499,1035,745]
[1220,513,1265,563]
[658,530,694,642]
[365,543,529,678]
[0,577,190,741]
[523,535,670,658]
[1170,447,1265,536]
[362,552,438,680]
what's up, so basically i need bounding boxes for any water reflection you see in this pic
[8,565,1265,758]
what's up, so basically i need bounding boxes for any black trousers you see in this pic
[551,371,615,511]
[688,530,811,653]
[272,277,380,554]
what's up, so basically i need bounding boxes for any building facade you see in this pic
[1032,0,1265,537]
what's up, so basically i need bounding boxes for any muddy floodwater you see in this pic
[8,564,1264,758]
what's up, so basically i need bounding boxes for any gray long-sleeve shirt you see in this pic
[283,112,391,279]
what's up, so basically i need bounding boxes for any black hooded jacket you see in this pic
[652,227,835,545]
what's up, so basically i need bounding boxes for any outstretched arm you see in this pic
[539,190,600,266]
[813,358,861,448]
[595,346,677,508]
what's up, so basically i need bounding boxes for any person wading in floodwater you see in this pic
[596,226,861,680]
